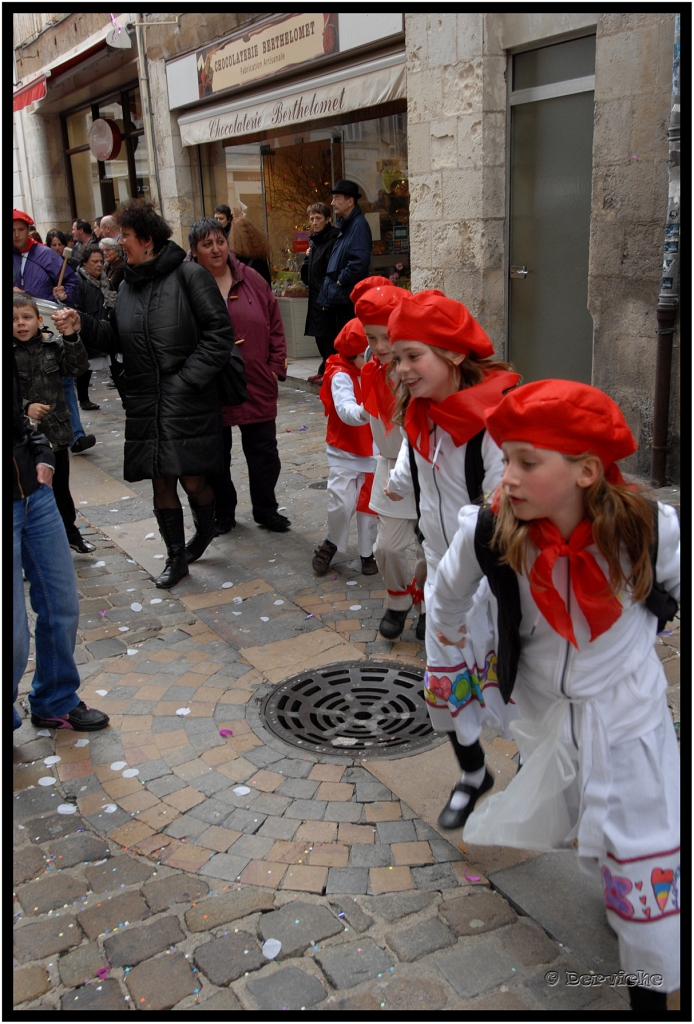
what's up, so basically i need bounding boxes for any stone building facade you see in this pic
[14,12,679,481]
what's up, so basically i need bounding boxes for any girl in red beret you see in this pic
[313,319,378,575]
[429,380,680,1012]
[351,278,427,641]
[385,289,520,831]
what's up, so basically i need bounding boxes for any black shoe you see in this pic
[185,502,217,563]
[69,535,96,553]
[312,539,337,575]
[361,554,379,576]
[415,612,426,641]
[70,434,96,454]
[153,507,190,588]
[214,514,236,536]
[437,770,494,830]
[379,607,409,640]
[31,700,109,731]
[80,401,100,410]
[259,513,291,532]
[105,381,117,389]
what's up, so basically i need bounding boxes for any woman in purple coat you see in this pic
[188,218,289,535]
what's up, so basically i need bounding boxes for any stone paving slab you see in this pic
[257,901,342,958]
[245,965,327,1011]
[314,936,393,989]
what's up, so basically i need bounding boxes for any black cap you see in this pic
[329,179,361,199]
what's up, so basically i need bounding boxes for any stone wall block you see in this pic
[410,267,445,293]
[456,14,484,61]
[456,115,483,168]
[593,99,634,165]
[409,174,443,220]
[409,219,432,268]
[426,14,458,66]
[478,220,505,270]
[595,24,665,101]
[483,55,508,113]
[620,222,667,278]
[479,268,506,324]
[430,119,459,170]
[599,13,667,37]
[481,166,505,222]
[407,70,443,124]
[442,62,483,117]
[441,169,483,222]
[630,92,670,159]
[405,14,429,69]
[406,121,432,174]
[440,268,482,310]
[592,164,659,223]
[587,220,625,277]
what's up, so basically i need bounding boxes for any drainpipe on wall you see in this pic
[133,14,161,210]
[651,14,680,487]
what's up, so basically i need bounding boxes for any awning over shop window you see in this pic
[177,51,405,147]
[13,76,47,112]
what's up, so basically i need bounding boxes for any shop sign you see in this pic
[179,57,405,147]
[88,118,122,161]
[197,14,338,98]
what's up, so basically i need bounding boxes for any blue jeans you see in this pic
[13,484,81,729]
[62,376,85,441]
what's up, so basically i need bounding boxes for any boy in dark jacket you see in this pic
[13,292,95,553]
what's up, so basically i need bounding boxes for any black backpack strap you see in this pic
[645,501,679,631]
[464,429,486,504]
[474,506,521,704]
[407,439,425,543]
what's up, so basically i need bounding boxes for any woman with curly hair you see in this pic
[51,199,242,589]
[228,217,272,286]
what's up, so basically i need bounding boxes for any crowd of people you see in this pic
[12,186,679,1011]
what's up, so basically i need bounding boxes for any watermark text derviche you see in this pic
[544,970,663,988]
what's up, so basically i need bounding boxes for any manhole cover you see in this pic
[308,480,328,489]
[261,661,439,758]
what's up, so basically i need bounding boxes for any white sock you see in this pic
[448,766,487,810]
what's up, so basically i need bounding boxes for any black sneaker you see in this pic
[79,401,100,411]
[70,434,96,454]
[378,607,409,640]
[259,513,291,532]
[214,515,237,535]
[69,535,96,553]
[31,701,109,731]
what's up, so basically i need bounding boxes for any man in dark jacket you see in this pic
[13,209,79,304]
[317,180,372,332]
[13,355,109,732]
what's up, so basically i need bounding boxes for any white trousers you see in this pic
[374,514,427,610]
[326,467,378,556]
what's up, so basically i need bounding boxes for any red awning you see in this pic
[13,77,47,112]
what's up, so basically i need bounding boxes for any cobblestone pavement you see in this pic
[13,370,679,1012]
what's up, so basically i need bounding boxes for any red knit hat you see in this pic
[13,208,35,226]
[351,276,401,325]
[387,290,494,357]
[334,318,369,357]
[484,379,637,470]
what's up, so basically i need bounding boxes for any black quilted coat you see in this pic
[79,241,238,482]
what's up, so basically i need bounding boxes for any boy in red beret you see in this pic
[429,379,680,1013]
[352,277,427,640]
[313,319,378,575]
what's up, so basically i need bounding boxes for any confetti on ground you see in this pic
[95,690,108,697]
[39,777,57,786]
[111,762,127,771]
[153,554,165,559]
[350,605,362,611]
[219,729,234,737]
[130,603,143,612]
[74,739,89,747]
[222,582,233,589]
[145,533,155,539]
[260,616,270,622]
[464,874,481,882]
[262,938,282,959]
[274,600,284,605]
[232,611,242,616]
[278,507,287,511]
[127,649,138,655]
[232,596,243,604]
[233,786,251,796]
[305,614,314,619]
[36,730,51,737]
[57,804,77,815]
[176,708,191,716]
[93,560,105,567]
[149,598,162,604]
[103,804,118,814]
[346,581,358,586]
[122,768,140,778]
[44,756,61,766]
[119,627,129,632]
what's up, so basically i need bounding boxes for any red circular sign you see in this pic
[88,118,122,161]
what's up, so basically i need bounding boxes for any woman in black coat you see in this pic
[300,202,340,382]
[52,199,242,589]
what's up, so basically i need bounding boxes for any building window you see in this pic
[61,85,148,221]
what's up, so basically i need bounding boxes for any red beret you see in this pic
[484,379,637,469]
[387,290,495,357]
[351,277,401,325]
[13,208,35,226]
[334,318,369,357]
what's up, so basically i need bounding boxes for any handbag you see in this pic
[177,263,247,406]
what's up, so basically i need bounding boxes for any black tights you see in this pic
[447,733,485,773]
[152,475,214,511]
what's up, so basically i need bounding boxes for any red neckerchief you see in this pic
[15,238,38,254]
[528,518,623,647]
[319,354,363,418]
[405,370,520,461]
[361,357,397,434]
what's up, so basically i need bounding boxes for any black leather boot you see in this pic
[185,501,217,563]
[153,507,189,588]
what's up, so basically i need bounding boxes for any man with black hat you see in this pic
[317,180,372,332]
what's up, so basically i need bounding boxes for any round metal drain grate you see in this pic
[261,661,439,758]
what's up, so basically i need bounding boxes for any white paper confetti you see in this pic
[103,804,118,814]
[350,605,362,611]
[43,755,61,766]
[110,762,127,771]
[127,649,138,655]
[95,689,108,697]
[119,627,129,632]
[268,559,276,563]
[130,602,143,612]
[93,560,105,567]
[57,804,77,815]
[122,768,140,778]
[126,588,136,592]
[153,554,165,559]
[278,507,287,512]
[74,739,89,747]
[260,616,270,622]
[232,596,243,604]
[109,509,118,512]
[38,777,57,786]
[126,559,137,563]
[149,598,162,604]
[232,611,242,616]
[222,582,234,589]
[176,708,191,716]
[233,786,251,795]
[274,600,285,605]
[121,496,130,500]
[79,501,88,505]
[262,938,282,959]
[145,533,155,539]
[346,580,358,586]
[36,730,51,737]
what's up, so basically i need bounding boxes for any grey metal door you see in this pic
[508,37,596,383]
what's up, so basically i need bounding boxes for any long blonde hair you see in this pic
[392,348,515,426]
[492,459,655,602]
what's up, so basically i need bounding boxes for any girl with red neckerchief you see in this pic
[384,290,520,831]
[351,277,427,642]
[429,380,680,1013]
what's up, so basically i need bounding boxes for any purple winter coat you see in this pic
[13,241,79,304]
